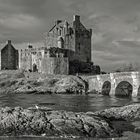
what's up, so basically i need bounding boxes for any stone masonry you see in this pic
[1,40,18,70]
[19,46,69,74]
[83,71,140,97]
[44,15,92,63]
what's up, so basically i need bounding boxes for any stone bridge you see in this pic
[83,71,140,97]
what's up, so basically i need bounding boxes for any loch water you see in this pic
[0,93,140,140]
[0,93,140,112]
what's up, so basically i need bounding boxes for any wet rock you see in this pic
[131,121,140,134]
[134,127,140,134]
[54,76,86,94]
[0,107,118,138]
[122,131,140,139]
[95,104,140,121]
[132,121,140,128]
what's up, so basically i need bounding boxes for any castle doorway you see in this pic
[33,63,38,72]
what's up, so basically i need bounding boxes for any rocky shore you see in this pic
[0,70,87,94]
[0,104,140,138]
[0,106,117,138]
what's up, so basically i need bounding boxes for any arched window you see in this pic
[78,43,80,51]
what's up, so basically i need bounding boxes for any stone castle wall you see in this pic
[19,47,69,75]
[19,49,32,71]
[72,15,92,62]
[1,41,18,70]
[41,56,69,75]
[44,15,92,63]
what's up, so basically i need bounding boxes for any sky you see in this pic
[0,0,140,72]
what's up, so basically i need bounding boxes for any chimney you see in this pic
[7,40,11,44]
[55,20,62,25]
[73,15,80,22]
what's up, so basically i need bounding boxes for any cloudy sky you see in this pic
[0,0,140,72]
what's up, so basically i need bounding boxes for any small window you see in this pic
[87,57,90,62]
[78,43,80,51]
[76,31,79,37]
[59,30,61,36]
[78,43,80,54]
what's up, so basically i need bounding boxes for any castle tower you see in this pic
[72,15,92,63]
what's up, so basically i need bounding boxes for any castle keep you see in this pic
[1,15,100,74]
[44,15,92,63]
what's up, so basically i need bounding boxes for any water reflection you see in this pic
[0,93,139,112]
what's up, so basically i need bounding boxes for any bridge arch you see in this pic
[84,72,140,97]
[101,81,111,95]
[115,81,133,97]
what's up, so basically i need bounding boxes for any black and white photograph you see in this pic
[0,0,140,139]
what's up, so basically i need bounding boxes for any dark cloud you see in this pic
[0,0,140,71]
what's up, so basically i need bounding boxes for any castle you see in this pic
[1,15,100,74]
